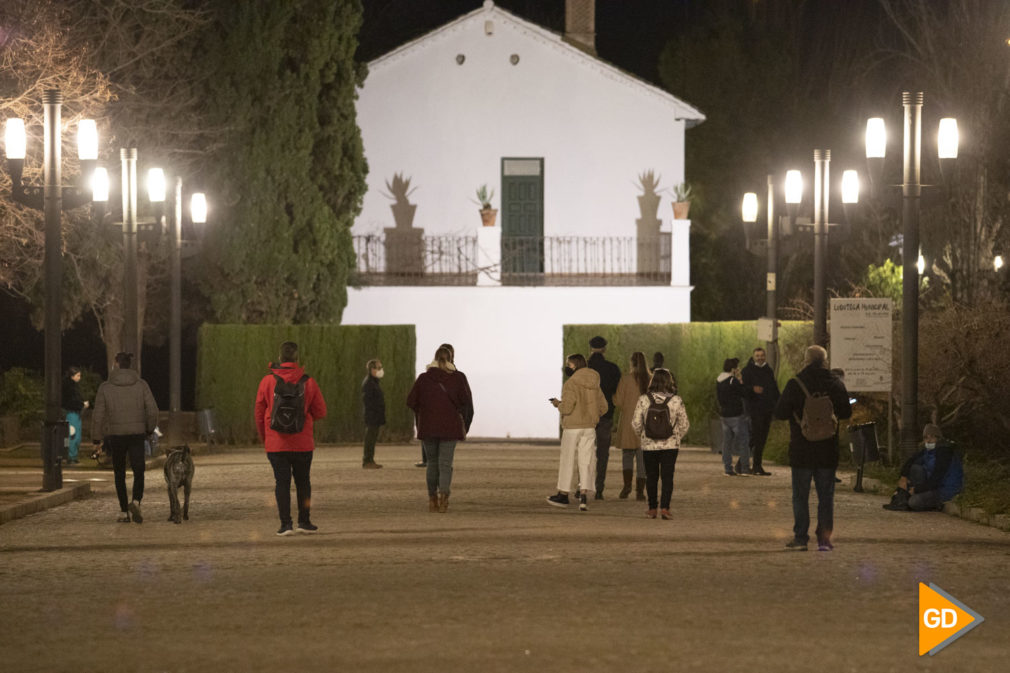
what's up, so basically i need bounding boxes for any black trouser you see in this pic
[643,449,679,509]
[363,425,379,464]
[107,434,146,512]
[750,412,773,469]
[267,451,313,526]
[594,416,613,493]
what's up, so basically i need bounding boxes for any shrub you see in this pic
[0,368,45,428]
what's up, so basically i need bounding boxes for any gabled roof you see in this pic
[367,0,706,126]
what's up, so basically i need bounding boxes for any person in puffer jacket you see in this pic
[546,354,608,512]
[92,352,159,524]
[631,368,690,520]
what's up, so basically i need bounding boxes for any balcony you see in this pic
[350,234,672,287]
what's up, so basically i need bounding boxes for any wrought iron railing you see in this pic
[350,234,672,286]
[351,234,478,286]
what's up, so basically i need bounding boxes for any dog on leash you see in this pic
[164,445,195,524]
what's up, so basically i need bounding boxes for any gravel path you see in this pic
[1,444,1007,673]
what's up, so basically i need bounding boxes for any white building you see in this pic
[342,0,704,439]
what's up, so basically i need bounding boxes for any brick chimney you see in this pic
[564,0,596,56]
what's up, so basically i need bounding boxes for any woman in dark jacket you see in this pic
[406,346,474,513]
[62,366,88,465]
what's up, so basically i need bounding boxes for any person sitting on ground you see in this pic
[883,424,963,512]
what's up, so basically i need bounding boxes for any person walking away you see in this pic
[547,354,608,512]
[91,352,159,523]
[415,343,473,467]
[588,336,621,499]
[882,424,963,512]
[741,348,779,475]
[361,359,385,469]
[255,341,327,536]
[774,345,852,551]
[407,346,473,513]
[614,351,650,500]
[716,358,752,476]
[62,366,89,465]
[631,368,690,519]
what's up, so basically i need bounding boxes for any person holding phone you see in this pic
[546,354,608,512]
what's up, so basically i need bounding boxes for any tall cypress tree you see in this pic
[199,0,367,324]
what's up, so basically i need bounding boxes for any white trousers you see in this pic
[557,427,597,494]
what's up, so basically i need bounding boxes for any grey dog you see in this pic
[164,445,195,524]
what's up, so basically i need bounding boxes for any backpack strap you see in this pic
[792,376,811,426]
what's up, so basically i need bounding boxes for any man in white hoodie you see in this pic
[547,354,608,512]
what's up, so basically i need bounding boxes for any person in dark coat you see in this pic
[361,359,386,469]
[588,335,621,499]
[62,366,89,465]
[883,424,963,511]
[716,357,751,475]
[741,347,780,476]
[774,345,852,551]
[92,352,159,524]
[407,346,474,513]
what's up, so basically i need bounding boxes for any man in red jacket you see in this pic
[255,341,327,536]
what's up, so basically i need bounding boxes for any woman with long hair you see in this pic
[631,368,690,519]
[406,346,474,513]
[613,352,649,499]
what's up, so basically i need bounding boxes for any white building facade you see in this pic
[343,1,704,438]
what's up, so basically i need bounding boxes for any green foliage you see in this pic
[0,368,44,427]
[671,182,692,202]
[563,321,812,450]
[863,260,903,305]
[198,0,368,324]
[475,184,495,209]
[196,324,416,444]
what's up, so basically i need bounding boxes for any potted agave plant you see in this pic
[475,184,497,227]
[671,181,693,220]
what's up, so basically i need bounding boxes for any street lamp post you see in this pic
[866,92,958,458]
[3,89,95,491]
[148,170,207,445]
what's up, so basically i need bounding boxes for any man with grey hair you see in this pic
[774,345,852,551]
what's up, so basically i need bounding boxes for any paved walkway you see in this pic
[0,444,1006,672]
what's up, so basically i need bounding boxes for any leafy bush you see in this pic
[0,368,44,428]
[197,324,416,444]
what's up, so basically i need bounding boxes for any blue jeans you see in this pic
[267,451,313,526]
[791,467,835,544]
[720,415,751,473]
[423,439,456,496]
[64,411,82,461]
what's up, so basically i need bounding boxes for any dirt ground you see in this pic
[1,444,1007,673]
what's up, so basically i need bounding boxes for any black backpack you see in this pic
[644,394,676,440]
[270,374,309,434]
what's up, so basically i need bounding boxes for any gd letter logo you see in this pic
[918,583,984,656]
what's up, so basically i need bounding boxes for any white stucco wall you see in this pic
[354,4,702,239]
[341,284,691,439]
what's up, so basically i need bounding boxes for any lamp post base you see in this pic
[41,420,67,492]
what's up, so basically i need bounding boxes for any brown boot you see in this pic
[635,478,646,501]
[428,495,439,512]
[619,469,633,499]
[438,492,449,513]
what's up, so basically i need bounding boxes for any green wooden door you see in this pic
[501,158,544,275]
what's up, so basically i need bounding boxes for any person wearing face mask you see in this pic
[361,359,386,469]
[741,347,780,476]
[883,424,963,512]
